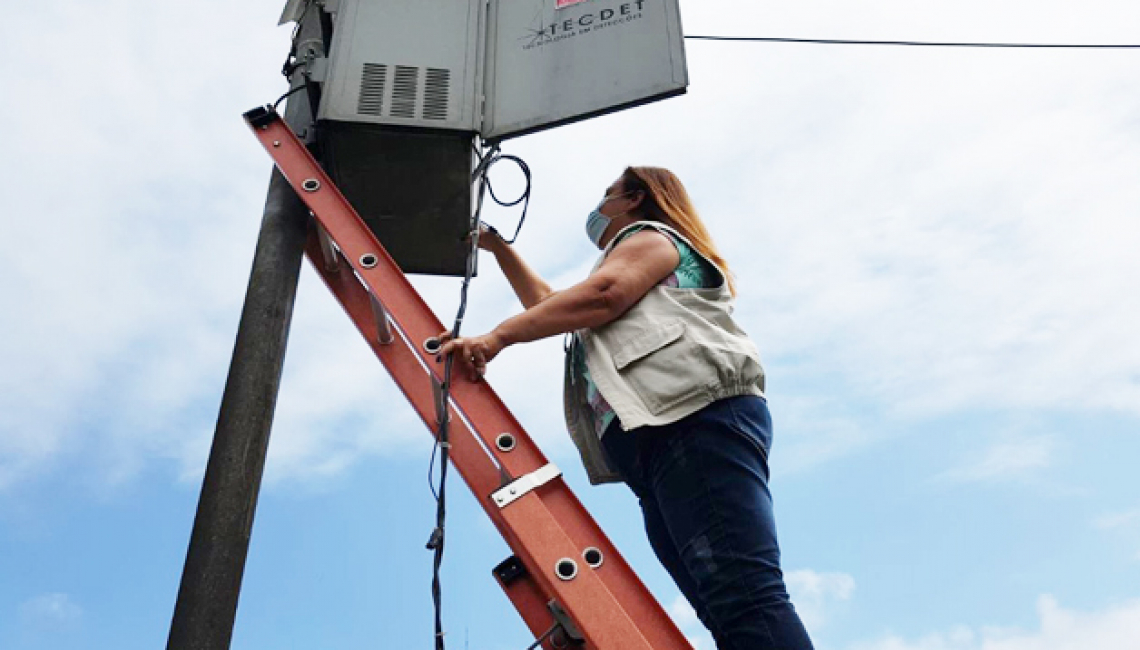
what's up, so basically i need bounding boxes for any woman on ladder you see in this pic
[439,166,815,650]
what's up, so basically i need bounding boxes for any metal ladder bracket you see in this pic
[548,600,587,646]
[432,375,450,428]
[493,464,561,509]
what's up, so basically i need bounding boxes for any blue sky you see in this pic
[3,1,1140,649]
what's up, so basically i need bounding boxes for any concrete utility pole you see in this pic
[165,11,323,650]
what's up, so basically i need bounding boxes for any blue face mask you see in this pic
[586,192,630,248]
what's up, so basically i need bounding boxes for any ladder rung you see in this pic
[316,222,340,273]
[369,294,395,345]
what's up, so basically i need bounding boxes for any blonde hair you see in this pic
[620,166,737,296]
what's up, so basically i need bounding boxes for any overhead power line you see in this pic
[684,35,1140,49]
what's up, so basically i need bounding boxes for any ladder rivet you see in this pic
[272,140,281,147]
[555,558,579,581]
[424,337,443,355]
[496,433,517,452]
[302,178,321,192]
[359,253,378,269]
[583,547,604,569]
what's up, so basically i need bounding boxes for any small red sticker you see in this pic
[556,0,588,8]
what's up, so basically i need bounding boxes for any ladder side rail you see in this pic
[251,113,550,481]
[537,488,692,649]
[303,233,654,650]
[303,234,506,499]
[249,108,692,650]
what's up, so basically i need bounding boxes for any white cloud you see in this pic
[1092,507,1140,566]
[938,436,1057,484]
[668,595,716,650]
[19,593,83,625]
[849,595,1140,650]
[665,571,854,648]
[786,569,857,631]
[729,59,1140,421]
[1094,509,1140,531]
[0,2,293,489]
[769,396,878,476]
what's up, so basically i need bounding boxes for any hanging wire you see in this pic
[423,153,546,648]
[476,146,533,245]
[426,136,521,650]
[684,35,1140,48]
[523,623,560,650]
[272,84,307,110]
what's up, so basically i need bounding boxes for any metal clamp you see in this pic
[432,375,450,427]
[492,464,561,508]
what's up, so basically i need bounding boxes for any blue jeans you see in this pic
[601,396,814,650]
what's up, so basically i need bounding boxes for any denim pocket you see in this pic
[726,396,772,463]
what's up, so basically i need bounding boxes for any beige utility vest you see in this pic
[563,221,766,485]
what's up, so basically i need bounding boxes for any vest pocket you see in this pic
[612,322,686,369]
[612,322,702,415]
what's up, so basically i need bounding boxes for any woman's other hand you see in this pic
[471,223,505,253]
[436,330,507,381]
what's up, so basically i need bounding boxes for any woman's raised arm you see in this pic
[481,226,555,309]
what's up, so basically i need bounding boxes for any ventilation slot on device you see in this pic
[391,65,419,119]
[423,68,451,121]
[357,63,388,116]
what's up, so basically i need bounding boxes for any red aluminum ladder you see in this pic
[243,106,693,650]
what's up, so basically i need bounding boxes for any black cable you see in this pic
[426,140,497,650]
[272,85,307,110]
[477,148,533,245]
[426,352,455,650]
[524,623,560,650]
[424,138,529,648]
[684,35,1140,48]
